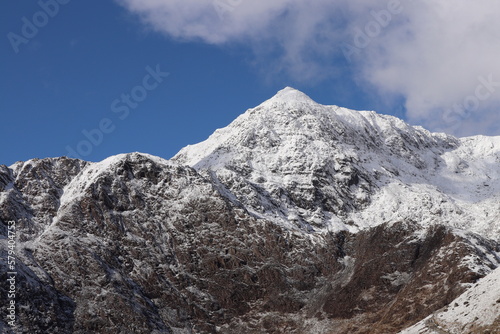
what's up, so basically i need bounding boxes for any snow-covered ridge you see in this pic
[59,152,175,208]
[173,87,500,239]
[174,87,454,170]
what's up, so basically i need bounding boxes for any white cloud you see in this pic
[361,0,500,136]
[117,0,500,136]
[117,0,349,82]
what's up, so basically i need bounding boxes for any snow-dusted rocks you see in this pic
[1,88,500,333]
[400,265,500,333]
[174,87,500,240]
[0,157,88,241]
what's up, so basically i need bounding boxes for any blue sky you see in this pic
[2,0,499,165]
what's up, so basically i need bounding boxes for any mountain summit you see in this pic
[262,86,319,105]
[174,88,500,238]
[1,88,500,333]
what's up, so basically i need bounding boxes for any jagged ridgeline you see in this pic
[1,88,499,333]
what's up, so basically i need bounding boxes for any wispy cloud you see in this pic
[116,0,500,136]
[116,0,344,81]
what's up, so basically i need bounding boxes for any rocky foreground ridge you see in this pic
[1,87,500,333]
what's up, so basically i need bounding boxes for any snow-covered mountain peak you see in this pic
[174,87,454,171]
[173,88,500,238]
[261,86,318,106]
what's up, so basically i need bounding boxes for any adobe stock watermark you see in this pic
[212,0,243,20]
[341,0,404,63]
[65,65,169,160]
[5,220,17,329]
[7,0,71,54]
[442,74,500,131]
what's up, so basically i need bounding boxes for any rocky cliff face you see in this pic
[401,265,500,334]
[1,88,500,333]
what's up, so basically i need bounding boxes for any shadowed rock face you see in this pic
[1,154,499,334]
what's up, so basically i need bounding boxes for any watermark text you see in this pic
[6,220,17,328]
[7,0,71,54]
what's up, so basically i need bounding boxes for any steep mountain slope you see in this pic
[400,265,500,333]
[0,158,88,241]
[1,88,500,333]
[1,153,498,333]
[174,87,500,239]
